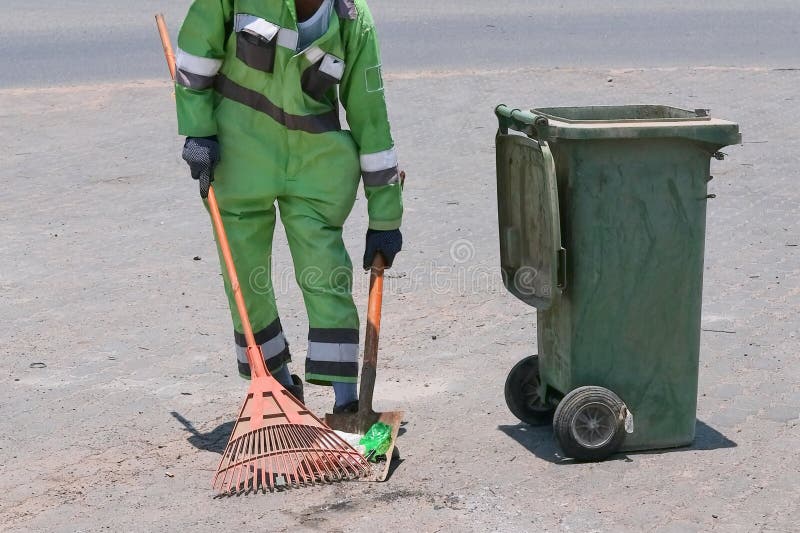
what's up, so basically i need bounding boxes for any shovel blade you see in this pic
[325,409,404,482]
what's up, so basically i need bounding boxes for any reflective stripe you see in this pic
[234,332,287,361]
[234,14,278,39]
[176,69,215,90]
[305,360,358,379]
[214,75,340,134]
[304,46,326,64]
[363,167,400,187]
[237,15,298,50]
[307,341,359,363]
[319,54,345,80]
[308,328,359,344]
[234,14,258,32]
[277,28,299,50]
[175,48,222,77]
[360,148,398,172]
[236,342,289,364]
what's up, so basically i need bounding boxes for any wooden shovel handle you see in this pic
[359,253,385,411]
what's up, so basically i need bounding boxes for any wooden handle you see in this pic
[358,253,385,411]
[155,14,177,81]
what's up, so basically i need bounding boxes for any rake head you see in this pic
[213,374,371,494]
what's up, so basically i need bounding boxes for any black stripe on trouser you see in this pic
[362,166,400,187]
[214,75,340,134]
[305,359,358,378]
[308,328,359,344]
[176,69,215,90]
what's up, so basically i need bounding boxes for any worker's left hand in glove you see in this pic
[181,136,220,198]
[363,229,402,270]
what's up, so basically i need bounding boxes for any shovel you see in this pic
[325,253,404,481]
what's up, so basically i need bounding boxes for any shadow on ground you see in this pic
[498,419,737,464]
[172,411,232,454]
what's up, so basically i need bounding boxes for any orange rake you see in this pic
[155,14,370,494]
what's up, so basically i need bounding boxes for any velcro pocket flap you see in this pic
[319,54,345,81]
[235,14,280,42]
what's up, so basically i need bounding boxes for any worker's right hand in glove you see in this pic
[182,136,220,198]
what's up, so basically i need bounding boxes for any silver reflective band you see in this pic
[234,14,278,39]
[306,342,359,363]
[235,14,302,51]
[360,148,398,172]
[304,46,326,65]
[236,331,287,363]
[319,54,345,80]
[176,47,222,76]
[277,28,299,50]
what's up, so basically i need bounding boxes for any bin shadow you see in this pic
[172,411,233,454]
[498,419,736,464]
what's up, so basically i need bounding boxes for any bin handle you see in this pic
[495,104,550,138]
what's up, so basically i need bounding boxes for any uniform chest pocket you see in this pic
[301,48,346,102]
[234,14,280,73]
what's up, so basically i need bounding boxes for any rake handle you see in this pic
[155,14,176,81]
[155,14,268,379]
[359,253,385,411]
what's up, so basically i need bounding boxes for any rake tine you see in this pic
[286,424,317,481]
[270,426,291,490]
[234,434,249,493]
[287,424,315,486]
[316,429,350,472]
[242,433,255,493]
[259,429,268,492]
[266,427,276,492]
[218,440,237,493]
[321,427,358,480]
[303,425,346,482]
[280,425,303,488]
[246,433,256,493]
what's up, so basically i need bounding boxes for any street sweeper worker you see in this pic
[175,0,403,413]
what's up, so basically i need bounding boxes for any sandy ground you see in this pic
[1,63,798,532]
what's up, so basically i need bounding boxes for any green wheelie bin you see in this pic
[495,104,741,460]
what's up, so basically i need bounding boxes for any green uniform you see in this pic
[175,0,402,385]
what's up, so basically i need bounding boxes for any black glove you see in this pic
[363,229,402,270]
[182,136,220,199]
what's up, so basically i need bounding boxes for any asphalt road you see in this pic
[2,1,799,532]
[1,0,799,88]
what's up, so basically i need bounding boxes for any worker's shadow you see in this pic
[498,419,736,464]
[172,411,233,454]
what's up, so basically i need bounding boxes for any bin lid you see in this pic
[531,105,741,145]
[496,134,563,309]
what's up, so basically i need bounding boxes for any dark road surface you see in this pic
[1,0,799,88]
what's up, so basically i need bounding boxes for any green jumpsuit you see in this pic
[175,0,403,385]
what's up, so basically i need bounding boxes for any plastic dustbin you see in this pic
[494,104,741,460]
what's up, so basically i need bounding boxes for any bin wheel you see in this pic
[504,355,554,426]
[553,386,626,461]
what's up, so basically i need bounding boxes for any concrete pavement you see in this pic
[1,1,799,531]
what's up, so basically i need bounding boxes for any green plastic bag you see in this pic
[359,422,392,460]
